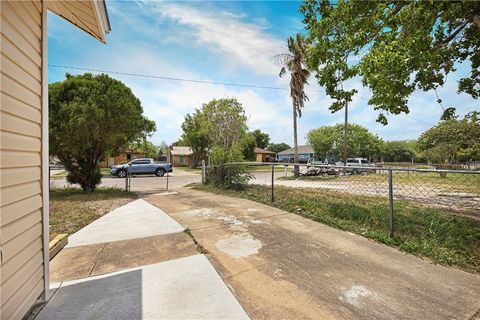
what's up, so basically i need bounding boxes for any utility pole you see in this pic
[343,101,348,174]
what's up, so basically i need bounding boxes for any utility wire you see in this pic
[49,64,300,91]
[49,63,437,126]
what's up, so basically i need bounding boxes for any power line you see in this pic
[49,64,437,127]
[49,64,297,91]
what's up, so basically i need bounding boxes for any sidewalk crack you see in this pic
[88,243,106,276]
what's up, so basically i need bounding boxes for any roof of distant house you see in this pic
[171,146,193,156]
[254,147,275,155]
[277,145,315,155]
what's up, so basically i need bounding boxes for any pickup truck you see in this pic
[111,158,173,178]
[346,158,372,174]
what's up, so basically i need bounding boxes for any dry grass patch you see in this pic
[49,188,137,240]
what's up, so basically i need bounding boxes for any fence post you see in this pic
[201,160,206,184]
[388,169,395,237]
[166,171,169,191]
[271,164,275,203]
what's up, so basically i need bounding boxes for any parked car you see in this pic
[111,158,173,178]
[346,158,372,174]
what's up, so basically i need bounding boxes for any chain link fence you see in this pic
[202,162,480,236]
[49,166,169,192]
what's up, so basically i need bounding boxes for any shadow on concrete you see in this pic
[37,270,142,320]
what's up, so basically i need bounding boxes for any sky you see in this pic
[48,0,479,146]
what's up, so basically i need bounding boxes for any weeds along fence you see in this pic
[202,162,480,236]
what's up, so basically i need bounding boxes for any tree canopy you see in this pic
[383,140,418,162]
[307,123,384,161]
[251,129,271,149]
[417,112,480,163]
[181,109,210,168]
[181,98,248,167]
[301,1,480,124]
[49,73,156,191]
[267,142,291,154]
[203,98,248,165]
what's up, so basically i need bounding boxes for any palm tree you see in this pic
[276,33,310,176]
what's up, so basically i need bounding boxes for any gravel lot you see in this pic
[251,171,480,216]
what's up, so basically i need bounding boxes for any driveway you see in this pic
[145,188,480,320]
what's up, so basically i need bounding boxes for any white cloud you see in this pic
[146,2,284,75]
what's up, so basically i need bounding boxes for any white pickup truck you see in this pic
[346,158,372,173]
[111,158,173,178]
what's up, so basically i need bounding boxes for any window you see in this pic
[131,160,149,165]
[361,159,369,164]
[179,155,184,164]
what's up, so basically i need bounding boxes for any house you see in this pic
[99,152,146,168]
[277,145,315,163]
[0,1,110,319]
[254,147,276,162]
[170,146,194,167]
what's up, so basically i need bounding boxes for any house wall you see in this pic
[172,154,193,167]
[0,1,47,319]
[277,153,314,162]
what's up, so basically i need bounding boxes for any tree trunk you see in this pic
[293,105,299,177]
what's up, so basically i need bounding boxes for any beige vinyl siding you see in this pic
[0,1,45,319]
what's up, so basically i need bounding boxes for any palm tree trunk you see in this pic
[293,105,299,176]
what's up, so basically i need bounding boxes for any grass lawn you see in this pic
[194,183,480,274]
[49,188,137,241]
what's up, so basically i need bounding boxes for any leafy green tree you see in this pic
[240,133,257,161]
[157,141,169,159]
[383,140,417,162]
[49,73,156,192]
[250,129,270,149]
[181,109,210,168]
[276,33,311,175]
[417,112,480,164]
[201,98,249,187]
[307,123,384,161]
[267,142,291,154]
[301,1,480,124]
[127,140,159,159]
[171,139,187,147]
[203,98,248,164]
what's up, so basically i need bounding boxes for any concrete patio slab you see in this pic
[67,199,185,247]
[50,232,198,282]
[38,255,249,320]
[145,188,480,320]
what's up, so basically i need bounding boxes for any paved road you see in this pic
[146,188,480,320]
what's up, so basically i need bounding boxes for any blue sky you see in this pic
[48,0,479,146]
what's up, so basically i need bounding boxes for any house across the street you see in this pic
[277,145,315,163]
[254,147,276,162]
[170,146,194,167]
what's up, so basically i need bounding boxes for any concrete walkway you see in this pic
[67,199,184,247]
[39,255,249,320]
[40,198,249,319]
[145,188,480,320]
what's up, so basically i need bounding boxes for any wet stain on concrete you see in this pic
[216,234,262,259]
[340,285,372,307]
